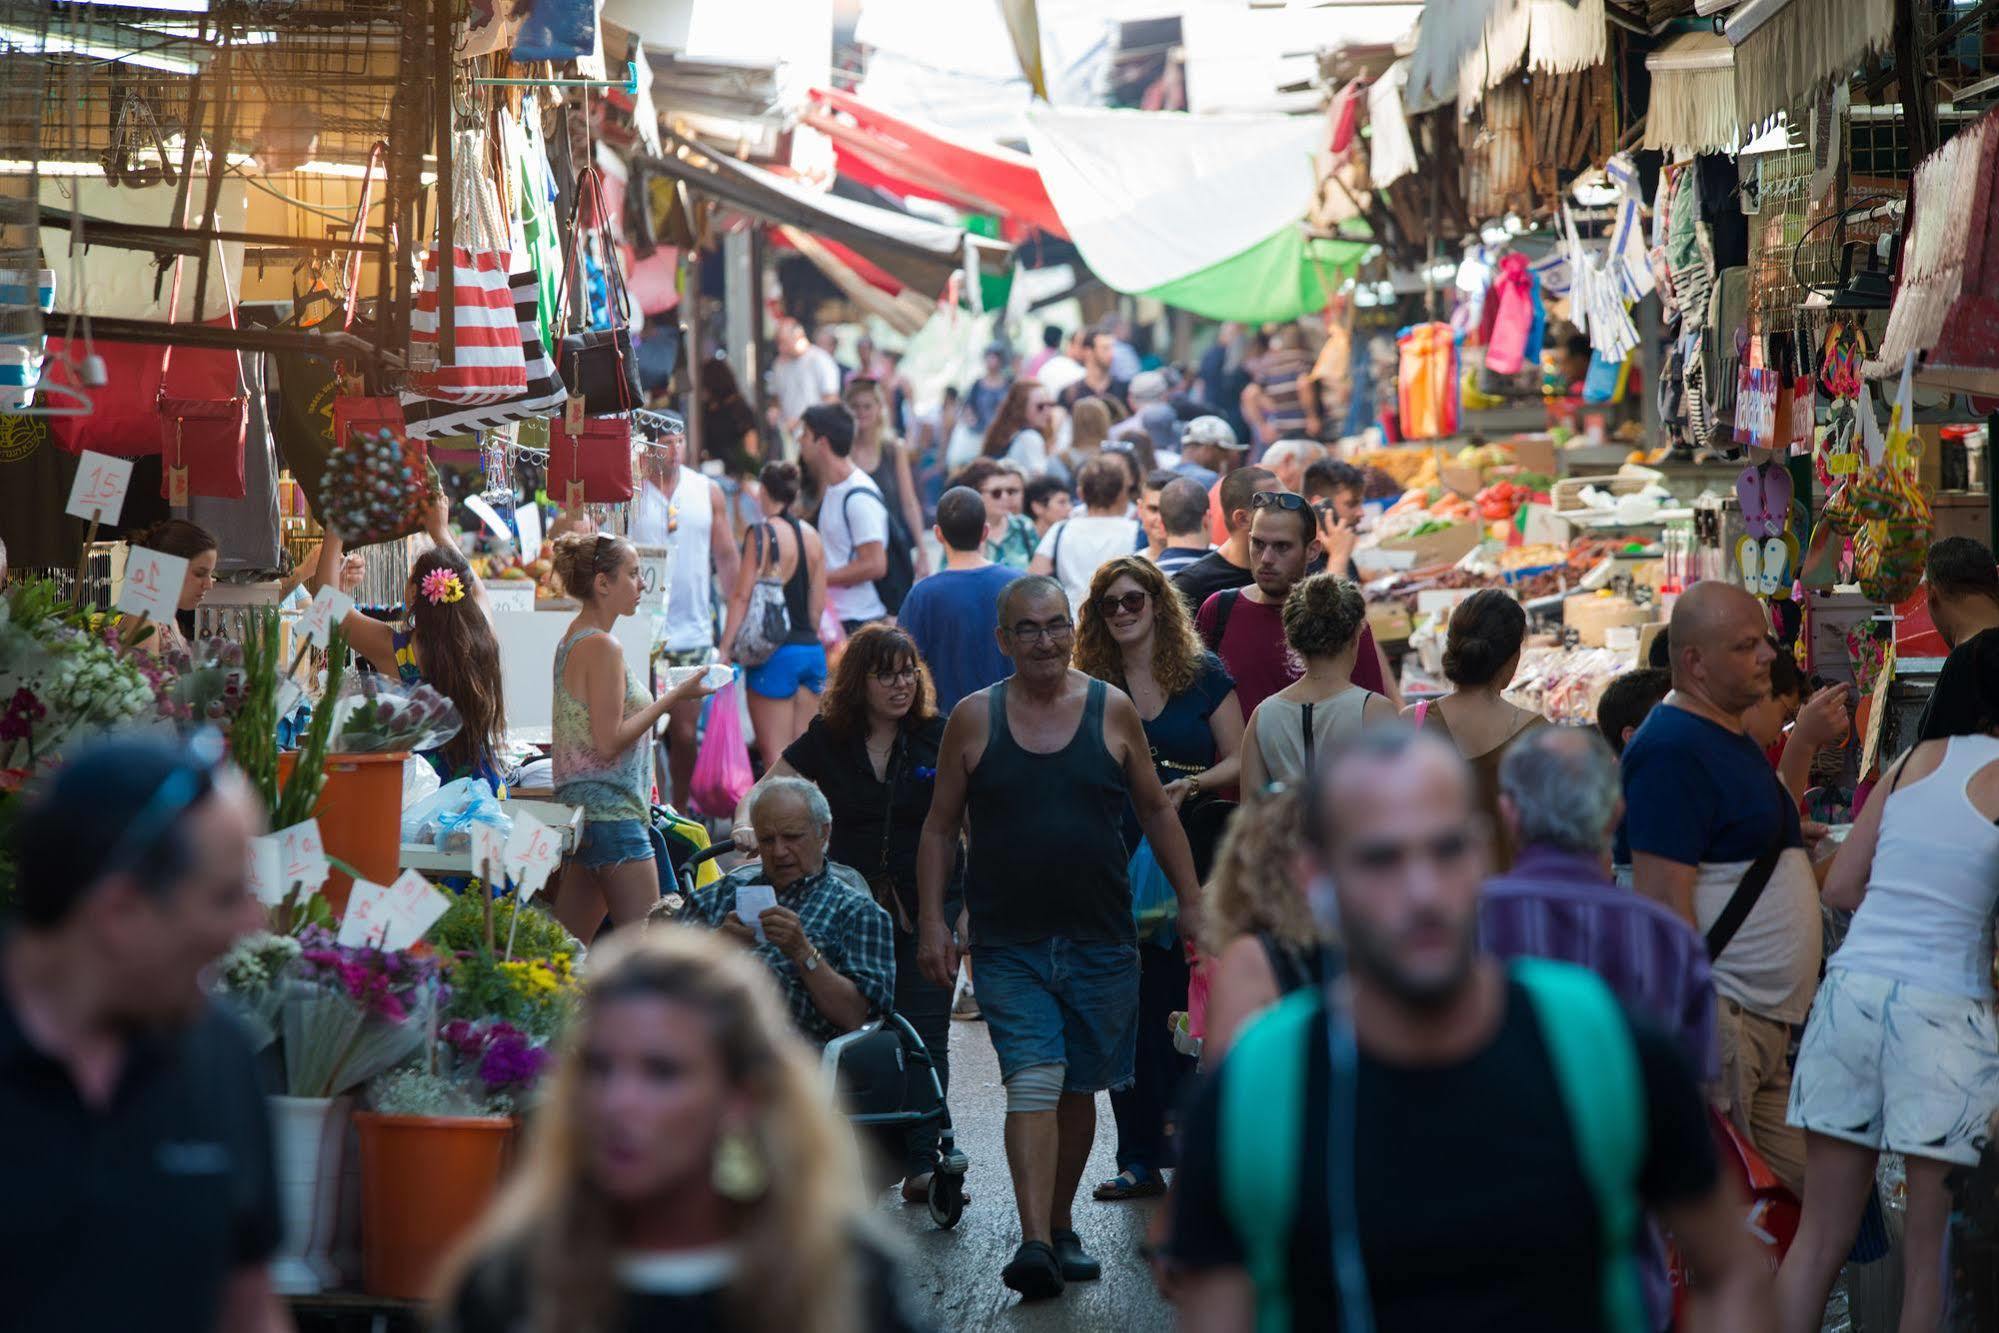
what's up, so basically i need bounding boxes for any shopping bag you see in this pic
[406,128,527,406]
[554,168,643,417]
[1127,837,1180,945]
[545,413,635,507]
[156,237,248,502]
[688,682,754,819]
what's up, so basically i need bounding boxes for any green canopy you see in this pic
[1145,223,1374,323]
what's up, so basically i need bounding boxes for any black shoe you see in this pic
[1002,1241,1065,1300]
[1050,1228,1101,1282]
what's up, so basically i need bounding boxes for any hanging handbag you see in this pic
[545,412,634,505]
[156,239,248,503]
[731,521,791,668]
[407,126,527,406]
[554,167,643,417]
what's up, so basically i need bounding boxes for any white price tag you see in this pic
[505,810,561,901]
[117,546,190,623]
[734,884,777,943]
[485,583,535,614]
[337,878,394,948]
[471,820,509,889]
[247,834,286,906]
[379,869,450,949]
[297,586,353,649]
[66,451,133,524]
[277,819,330,899]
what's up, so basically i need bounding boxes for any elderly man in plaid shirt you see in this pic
[682,777,895,1044]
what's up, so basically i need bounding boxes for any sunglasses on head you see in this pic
[1250,491,1310,513]
[100,728,227,878]
[1098,590,1149,617]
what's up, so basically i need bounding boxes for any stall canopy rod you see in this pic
[472,61,639,94]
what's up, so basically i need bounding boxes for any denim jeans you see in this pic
[971,936,1140,1094]
[1109,940,1195,1172]
[893,929,953,1176]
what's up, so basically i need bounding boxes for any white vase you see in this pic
[269,1093,353,1294]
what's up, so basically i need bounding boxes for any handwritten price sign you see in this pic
[278,820,330,897]
[297,586,354,649]
[337,878,394,947]
[66,451,134,524]
[505,810,561,901]
[247,835,287,906]
[336,870,450,950]
[117,546,189,623]
[472,821,508,890]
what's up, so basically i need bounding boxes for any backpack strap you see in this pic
[1301,700,1316,775]
[1050,519,1067,576]
[1209,587,1241,647]
[1221,986,1319,1333]
[1511,957,1650,1333]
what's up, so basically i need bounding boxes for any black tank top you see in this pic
[769,512,817,646]
[964,677,1134,945]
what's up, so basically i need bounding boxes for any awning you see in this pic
[1404,0,1607,116]
[1644,31,1740,153]
[804,86,1066,239]
[1024,106,1370,323]
[773,227,937,336]
[640,134,1012,299]
[1727,0,1892,130]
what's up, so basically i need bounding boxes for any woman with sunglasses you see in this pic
[1239,573,1396,794]
[949,458,1038,570]
[728,625,964,1205]
[1074,556,1242,1203]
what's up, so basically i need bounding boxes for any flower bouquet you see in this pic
[329,672,462,755]
[212,930,304,1053]
[162,635,250,728]
[280,925,442,1099]
[374,1018,552,1117]
[0,576,160,774]
[430,891,580,1041]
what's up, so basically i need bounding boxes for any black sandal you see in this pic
[1093,1165,1166,1200]
[1001,1240,1064,1300]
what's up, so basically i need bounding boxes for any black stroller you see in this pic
[671,842,969,1229]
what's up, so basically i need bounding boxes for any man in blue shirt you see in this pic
[897,486,1018,713]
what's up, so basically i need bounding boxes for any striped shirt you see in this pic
[1478,846,1718,1081]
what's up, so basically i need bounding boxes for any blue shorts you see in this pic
[745,642,827,700]
[971,937,1140,1094]
[571,818,653,870]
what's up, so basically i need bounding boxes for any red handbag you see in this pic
[546,413,634,506]
[45,339,165,457]
[156,246,248,502]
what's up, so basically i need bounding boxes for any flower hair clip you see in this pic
[421,568,466,606]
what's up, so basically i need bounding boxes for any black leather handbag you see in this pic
[554,166,642,416]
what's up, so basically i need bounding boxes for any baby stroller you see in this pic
[672,843,970,1229]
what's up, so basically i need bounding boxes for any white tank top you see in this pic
[631,467,716,652]
[1831,734,1999,999]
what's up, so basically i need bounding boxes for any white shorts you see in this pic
[1787,968,1999,1166]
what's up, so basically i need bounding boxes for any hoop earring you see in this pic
[712,1126,768,1202]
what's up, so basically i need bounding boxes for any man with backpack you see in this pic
[799,402,912,632]
[1170,727,1770,1332]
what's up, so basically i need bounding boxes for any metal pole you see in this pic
[683,245,704,468]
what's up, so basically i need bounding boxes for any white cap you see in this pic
[1181,415,1244,451]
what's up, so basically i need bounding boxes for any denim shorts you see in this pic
[745,642,827,700]
[971,937,1140,1094]
[571,818,654,870]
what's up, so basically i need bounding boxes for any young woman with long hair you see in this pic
[1050,395,1113,489]
[728,624,963,1202]
[435,928,927,1333]
[719,461,827,770]
[310,496,510,789]
[1073,554,1242,1202]
[547,534,717,943]
[845,376,927,577]
[1196,784,1322,1065]
[128,518,220,659]
[1240,574,1396,794]
[977,379,1051,474]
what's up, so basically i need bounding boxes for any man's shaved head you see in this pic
[1668,581,1776,715]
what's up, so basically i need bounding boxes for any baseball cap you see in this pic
[1182,415,1244,451]
[1128,370,1169,404]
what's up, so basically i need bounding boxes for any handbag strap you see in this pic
[340,141,387,335]
[555,166,631,335]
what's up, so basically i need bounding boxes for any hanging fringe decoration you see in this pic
[1455,0,1607,119]
[1730,0,1893,132]
[1645,32,1741,154]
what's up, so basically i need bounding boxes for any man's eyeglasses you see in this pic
[984,486,1023,501]
[873,666,918,686]
[1008,619,1074,644]
[1097,590,1149,618]
[1250,491,1311,514]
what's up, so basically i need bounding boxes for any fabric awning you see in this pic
[773,227,936,336]
[640,135,1012,299]
[1727,0,1892,130]
[804,86,1067,239]
[1404,0,1607,116]
[1644,31,1740,153]
[1024,106,1369,323]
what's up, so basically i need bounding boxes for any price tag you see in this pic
[485,583,535,614]
[337,878,394,948]
[471,820,509,889]
[166,465,190,508]
[564,394,585,433]
[66,451,133,523]
[246,834,287,906]
[117,546,190,623]
[505,810,561,901]
[379,869,450,949]
[277,819,330,899]
[297,585,354,649]
[563,478,585,511]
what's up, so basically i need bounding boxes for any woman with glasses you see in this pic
[729,625,964,1204]
[1074,555,1242,1202]
[1240,573,1396,793]
[949,458,1039,570]
[978,380,1052,476]
[844,376,929,580]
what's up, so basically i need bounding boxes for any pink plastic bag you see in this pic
[689,682,754,818]
[1185,951,1212,1042]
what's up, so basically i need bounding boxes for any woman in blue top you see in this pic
[1074,555,1242,1200]
[312,492,510,792]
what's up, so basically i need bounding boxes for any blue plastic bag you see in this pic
[1128,837,1179,947]
[511,0,596,64]
[402,776,510,853]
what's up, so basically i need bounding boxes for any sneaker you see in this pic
[1001,1241,1064,1300]
[1050,1229,1102,1282]
[951,990,981,1021]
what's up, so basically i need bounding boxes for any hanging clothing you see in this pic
[1397,322,1460,440]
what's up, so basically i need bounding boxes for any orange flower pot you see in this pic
[277,750,408,916]
[352,1111,515,1300]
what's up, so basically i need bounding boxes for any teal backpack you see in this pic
[1220,956,1650,1333]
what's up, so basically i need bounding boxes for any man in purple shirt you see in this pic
[1478,724,1718,1333]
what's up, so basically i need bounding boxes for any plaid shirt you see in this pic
[684,861,895,1045]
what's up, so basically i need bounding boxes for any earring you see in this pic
[712,1126,768,1202]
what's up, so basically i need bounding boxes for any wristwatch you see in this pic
[801,947,822,973]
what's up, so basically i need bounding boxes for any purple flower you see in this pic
[477,1029,550,1090]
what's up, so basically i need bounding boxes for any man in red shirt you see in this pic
[1195,491,1389,714]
